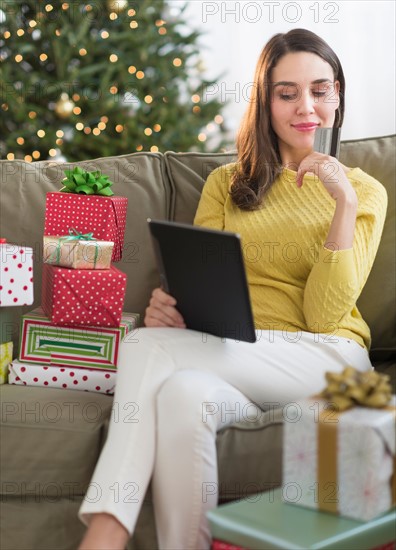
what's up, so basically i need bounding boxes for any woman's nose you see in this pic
[296,91,315,115]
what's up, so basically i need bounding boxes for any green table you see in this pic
[207,489,396,549]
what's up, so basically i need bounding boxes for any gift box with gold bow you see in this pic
[282,367,395,521]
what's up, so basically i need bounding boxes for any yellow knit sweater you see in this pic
[193,164,387,350]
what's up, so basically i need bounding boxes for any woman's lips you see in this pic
[292,123,319,132]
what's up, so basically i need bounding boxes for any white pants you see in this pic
[78,327,372,550]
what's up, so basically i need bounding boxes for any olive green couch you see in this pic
[0,135,395,550]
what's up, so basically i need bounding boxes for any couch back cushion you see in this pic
[0,153,171,346]
[339,135,395,359]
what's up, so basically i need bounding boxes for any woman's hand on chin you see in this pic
[296,152,357,204]
[144,287,186,328]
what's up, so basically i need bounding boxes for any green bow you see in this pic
[60,167,114,196]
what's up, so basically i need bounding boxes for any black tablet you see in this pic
[148,219,256,343]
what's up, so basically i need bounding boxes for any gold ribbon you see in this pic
[316,366,395,514]
[320,365,392,411]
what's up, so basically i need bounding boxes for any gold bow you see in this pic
[320,366,392,411]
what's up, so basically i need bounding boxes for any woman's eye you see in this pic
[312,91,327,97]
[280,94,297,101]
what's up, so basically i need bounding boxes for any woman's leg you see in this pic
[152,369,257,550]
[78,326,372,548]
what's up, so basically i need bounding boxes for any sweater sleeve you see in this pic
[303,169,388,334]
[193,165,233,230]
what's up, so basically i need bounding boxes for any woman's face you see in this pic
[269,51,340,166]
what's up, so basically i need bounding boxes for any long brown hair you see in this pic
[230,29,345,210]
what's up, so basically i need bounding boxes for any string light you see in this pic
[40,53,48,62]
[37,130,46,138]
[193,106,201,113]
[93,128,100,136]
[115,125,124,132]
[17,29,25,37]
[109,54,118,62]
[130,21,138,29]
[136,145,143,151]
[109,13,118,20]
[73,106,81,115]
[45,4,54,11]
[198,133,207,142]
[3,31,11,39]
[153,124,161,132]
[16,137,25,145]
[173,58,182,67]
[29,20,37,28]
[144,95,153,104]
[191,94,200,103]
[72,93,80,101]
[49,149,57,156]
[158,28,167,35]
[128,65,137,74]
[144,128,152,136]
[79,48,87,56]
[28,111,37,119]
[110,86,118,94]
[101,31,110,39]
[136,71,144,79]
[76,123,84,131]
[98,121,107,130]
[56,138,63,145]
[7,153,15,160]
[55,29,61,36]
[15,54,23,62]
[56,130,64,138]
[62,3,69,9]
[128,9,136,16]
[32,150,41,159]
[214,115,223,124]
[83,127,92,134]
[24,155,33,162]
[150,146,159,152]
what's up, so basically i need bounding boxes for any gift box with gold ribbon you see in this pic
[282,367,395,521]
[43,231,114,270]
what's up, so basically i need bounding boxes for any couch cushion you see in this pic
[0,385,113,493]
[0,153,171,339]
[164,151,236,222]
[339,135,395,359]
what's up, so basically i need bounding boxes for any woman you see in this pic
[78,29,387,550]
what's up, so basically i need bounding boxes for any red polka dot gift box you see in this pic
[43,192,128,262]
[41,263,127,327]
[0,240,34,307]
[18,307,139,370]
[8,359,116,395]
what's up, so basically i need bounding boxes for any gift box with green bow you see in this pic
[43,229,114,270]
[44,168,128,263]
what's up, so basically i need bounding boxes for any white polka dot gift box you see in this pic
[9,359,116,395]
[43,192,128,263]
[19,307,139,370]
[0,239,34,307]
[41,263,127,327]
[282,395,396,522]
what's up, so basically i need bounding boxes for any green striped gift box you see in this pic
[19,307,139,370]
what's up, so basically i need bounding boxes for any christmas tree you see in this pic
[0,0,228,161]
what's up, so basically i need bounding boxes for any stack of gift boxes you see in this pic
[4,168,139,395]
